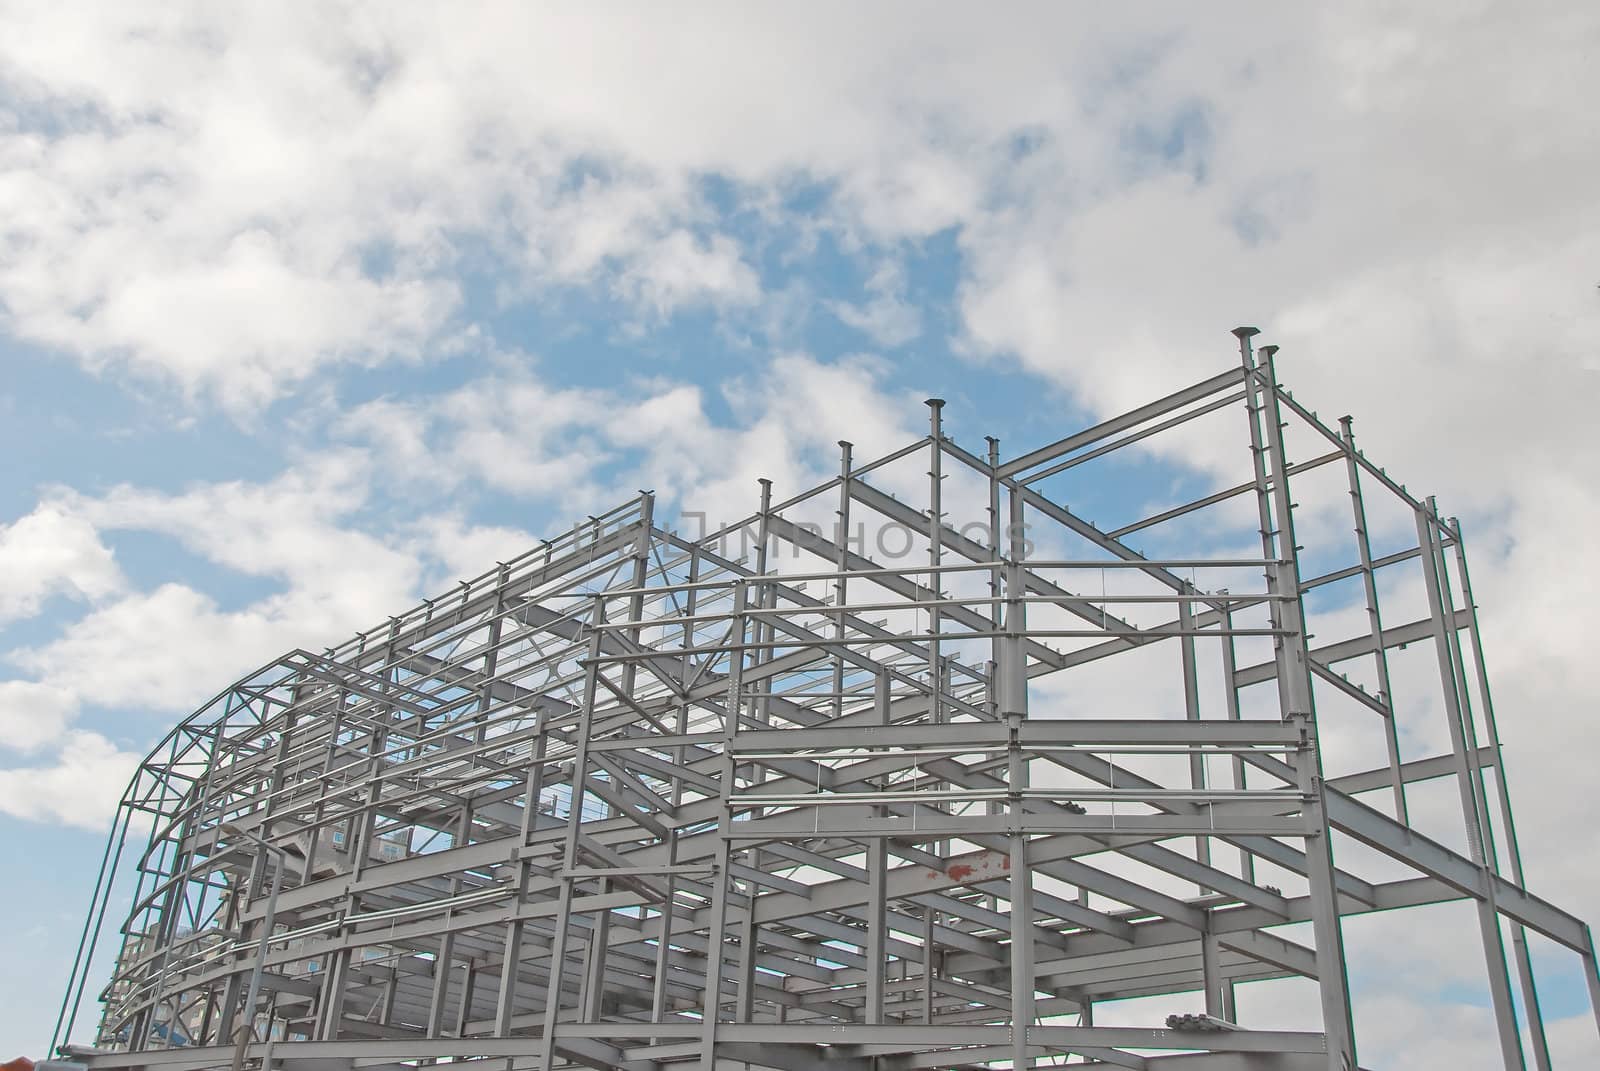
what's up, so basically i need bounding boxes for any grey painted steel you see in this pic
[53,329,1595,1071]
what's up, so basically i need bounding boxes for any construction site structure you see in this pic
[51,329,1600,1070]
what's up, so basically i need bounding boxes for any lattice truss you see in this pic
[57,330,1600,1071]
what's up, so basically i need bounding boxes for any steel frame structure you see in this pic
[55,328,1600,1071]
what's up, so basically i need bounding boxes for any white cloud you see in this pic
[0,4,799,407]
[341,372,611,503]
[831,260,922,348]
[0,502,123,625]
[4,5,1592,434]
[13,583,306,712]
[0,7,1316,410]
[407,513,539,593]
[0,680,79,752]
[0,730,138,829]
[0,352,919,730]
[76,228,458,412]
[69,450,418,618]
[0,450,418,732]
[946,8,1600,516]
[340,351,922,528]
[5,453,426,718]
[615,230,759,316]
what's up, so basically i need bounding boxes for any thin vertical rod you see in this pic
[1415,506,1525,1070]
[427,805,472,1037]
[864,668,890,1026]
[1428,500,1500,866]
[55,792,133,1054]
[1451,518,1554,1068]
[1201,920,1228,1021]
[1219,601,1255,886]
[1008,710,1034,1069]
[1241,330,1357,1071]
[920,907,935,1026]
[834,441,854,723]
[698,579,748,1071]
[1178,583,1209,886]
[984,436,1005,918]
[1004,475,1033,1064]
[654,545,700,1026]
[1339,415,1407,824]
[536,597,608,1070]
[927,399,945,726]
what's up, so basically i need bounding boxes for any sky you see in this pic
[1,2,1597,1066]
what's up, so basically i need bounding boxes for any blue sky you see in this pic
[2,4,1598,1065]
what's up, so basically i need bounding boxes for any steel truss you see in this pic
[55,329,1600,1071]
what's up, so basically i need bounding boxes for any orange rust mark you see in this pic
[946,863,976,881]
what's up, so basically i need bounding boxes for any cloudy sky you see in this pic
[1,2,1597,1065]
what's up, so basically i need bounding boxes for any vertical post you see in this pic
[924,400,954,1029]
[1416,507,1525,1070]
[1201,920,1232,1021]
[317,634,389,1044]
[1008,711,1034,1068]
[835,441,854,722]
[864,842,887,1024]
[56,786,134,1053]
[984,436,1005,918]
[752,480,776,737]
[453,965,475,1039]
[1238,329,1357,1071]
[578,498,655,1027]
[494,865,528,1040]
[536,597,608,1070]
[654,547,700,1028]
[1002,486,1030,722]
[1339,416,1408,824]
[987,434,1003,715]
[348,625,394,884]
[315,935,351,1042]
[150,716,229,1050]
[217,690,290,1048]
[124,746,183,1050]
[623,493,654,700]
[1584,928,1600,1045]
[435,571,509,1041]
[582,879,612,1020]
[736,884,758,1023]
[1178,585,1209,888]
[302,684,350,895]
[741,484,775,1025]
[699,579,748,1071]
[865,670,890,1025]
[926,399,945,726]
[377,971,398,1030]
[650,877,678,1026]
[1004,478,1034,1067]
[1432,502,1506,877]
[427,805,473,1037]
[229,837,284,1071]
[1218,601,1255,886]
[1452,519,1555,1068]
